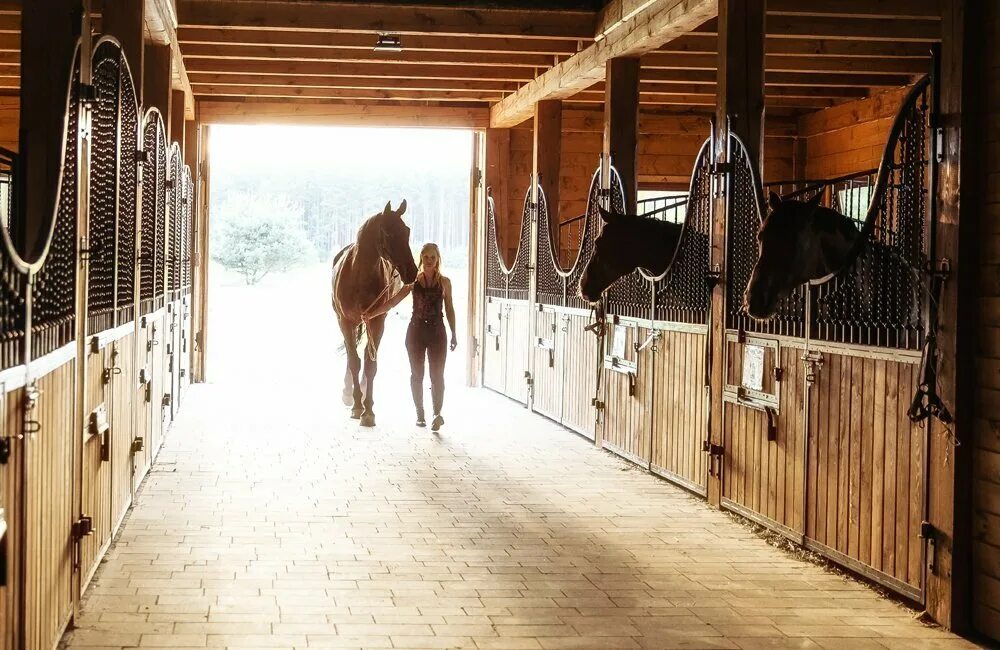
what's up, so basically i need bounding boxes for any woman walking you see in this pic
[382,243,457,430]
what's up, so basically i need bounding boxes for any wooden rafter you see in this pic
[177,0,596,39]
[177,28,582,57]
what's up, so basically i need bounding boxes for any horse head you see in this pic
[744,191,860,320]
[579,205,681,303]
[376,200,418,284]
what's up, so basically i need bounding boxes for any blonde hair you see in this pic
[418,243,442,282]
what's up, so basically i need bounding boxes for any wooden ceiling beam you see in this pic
[640,68,912,87]
[192,85,503,102]
[184,58,538,82]
[765,0,941,20]
[181,43,557,67]
[178,28,582,57]
[177,0,596,39]
[764,15,940,42]
[641,52,931,75]
[197,99,491,128]
[188,72,521,93]
[660,33,934,58]
[491,0,717,128]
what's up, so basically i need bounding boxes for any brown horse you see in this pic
[332,200,418,427]
[579,205,683,302]
[744,192,860,319]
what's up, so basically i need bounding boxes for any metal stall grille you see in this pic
[86,39,122,334]
[32,51,81,359]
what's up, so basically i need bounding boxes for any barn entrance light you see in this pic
[374,33,402,52]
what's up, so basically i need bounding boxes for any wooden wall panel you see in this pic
[974,1,1000,636]
[503,302,531,405]
[805,352,924,596]
[0,386,25,650]
[601,325,651,468]
[24,360,75,650]
[650,328,708,493]
[531,309,561,422]
[482,298,505,394]
[0,97,18,152]
[798,86,910,180]
[722,343,805,534]
[562,313,597,440]
[110,334,136,532]
[79,349,112,592]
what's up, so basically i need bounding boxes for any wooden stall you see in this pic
[0,3,197,646]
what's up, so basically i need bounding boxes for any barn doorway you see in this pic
[206,125,474,420]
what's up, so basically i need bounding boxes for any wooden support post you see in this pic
[192,123,210,382]
[485,127,511,252]
[143,43,172,129]
[101,0,143,103]
[603,57,640,214]
[171,90,186,152]
[467,132,485,388]
[926,0,982,632]
[18,0,83,260]
[533,100,562,248]
[708,0,766,507]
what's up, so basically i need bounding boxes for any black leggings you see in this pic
[405,319,447,417]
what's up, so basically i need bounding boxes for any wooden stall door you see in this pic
[721,338,807,539]
[80,344,113,591]
[560,312,597,440]
[109,335,135,531]
[531,307,562,422]
[804,348,926,601]
[24,361,76,650]
[134,319,154,489]
[167,302,179,420]
[601,323,651,469]
[0,386,25,650]
[482,297,505,394]
[650,326,709,495]
[504,302,530,405]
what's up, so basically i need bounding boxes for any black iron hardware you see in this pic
[131,437,144,454]
[72,516,93,540]
[920,521,937,574]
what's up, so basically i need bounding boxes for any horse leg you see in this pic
[339,318,364,418]
[360,316,385,427]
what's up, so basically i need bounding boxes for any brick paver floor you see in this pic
[64,381,981,649]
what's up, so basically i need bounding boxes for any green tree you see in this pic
[212,194,313,285]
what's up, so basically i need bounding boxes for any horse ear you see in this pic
[383,201,392,215]
[806,191,823,208]
[598,206,616,224]
[396,199,407,217]
[768,191,782,211]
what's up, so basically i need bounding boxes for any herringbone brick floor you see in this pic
[63,381,979,650]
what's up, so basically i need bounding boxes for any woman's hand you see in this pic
[450,334,458,351]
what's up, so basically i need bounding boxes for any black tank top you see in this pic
[411,278,443,322]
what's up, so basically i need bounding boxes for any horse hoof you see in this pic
[350,408,363,420]
[360,414,376,427]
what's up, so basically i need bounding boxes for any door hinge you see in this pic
[591,398,605,410]
[72,515,93,541]
[162,393,172,408]
[131,437,144,454]
[524,371,533,386]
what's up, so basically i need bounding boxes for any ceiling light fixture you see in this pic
[374,33,402,52]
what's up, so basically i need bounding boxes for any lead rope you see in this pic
[359,269,400,361]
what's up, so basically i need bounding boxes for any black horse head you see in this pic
[374,200,418,284]
[744,191,860,319]
[579,205,682,303]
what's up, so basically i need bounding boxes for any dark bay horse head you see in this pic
[744,191,861,320]
[369,200,418,284]
[579,205,683,303]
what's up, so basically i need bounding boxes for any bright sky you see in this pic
[210,125,474,173]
